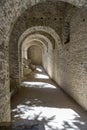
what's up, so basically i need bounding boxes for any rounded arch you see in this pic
[21,33,53,51]
[22,43,43,77]
[56,0,85,7]
[20,40,46,78]
[19,26,62,79]
[22,40,46,59]
[9,0,80,88]
[9,0,81,89]
[26,44,43,65]
[18,26,61,80]
[0,0,87,122]
[18,26,61,50]
[22,41,44,59]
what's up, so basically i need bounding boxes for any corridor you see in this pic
[11,66,87,130]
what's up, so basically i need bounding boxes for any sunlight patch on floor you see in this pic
[35,73,49,79]
[21,82,56,89]
[36,67,42,72]
[12,105,85,130]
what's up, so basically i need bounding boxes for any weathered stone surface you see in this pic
[0,0,87,123]
[0,120,45,130]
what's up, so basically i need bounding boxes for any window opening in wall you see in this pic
[40,17,43,20]
[54,18,57,21]
[83,18,85,22]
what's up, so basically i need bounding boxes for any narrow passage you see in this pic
[11,66,87,130]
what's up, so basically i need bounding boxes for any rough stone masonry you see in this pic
[0,0,87,122]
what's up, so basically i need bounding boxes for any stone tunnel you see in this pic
[0,0,87,129]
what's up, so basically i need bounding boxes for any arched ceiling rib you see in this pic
[22,40,47,54]
[23,41,44,59]
[18,26,61,51]
[21,33,53,51]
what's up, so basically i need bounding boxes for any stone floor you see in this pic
[0,120,45,130]
[11,66,87,130]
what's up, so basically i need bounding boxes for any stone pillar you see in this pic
[0,47,11,122]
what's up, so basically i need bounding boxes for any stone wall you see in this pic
[59,8,87,110]
[0,0,44,123]
[42,5,87,110]
[9,0,66,87]
[28,45,42,65]
[0,0,87,122]
[48,6,87,110]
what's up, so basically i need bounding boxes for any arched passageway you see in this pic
[27,45,42,65]
[0,0,87,126]
[22,44,43,78]
[18,26,61,81]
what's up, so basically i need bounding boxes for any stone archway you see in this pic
[21,41,45,78]
[18,26,61,81]
[27,45,43,65]
[0,0,87,122]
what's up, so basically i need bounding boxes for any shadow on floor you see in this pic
[11,66,87,130]
[0,120,45,130]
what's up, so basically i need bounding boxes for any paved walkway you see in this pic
[11,66,87,130]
